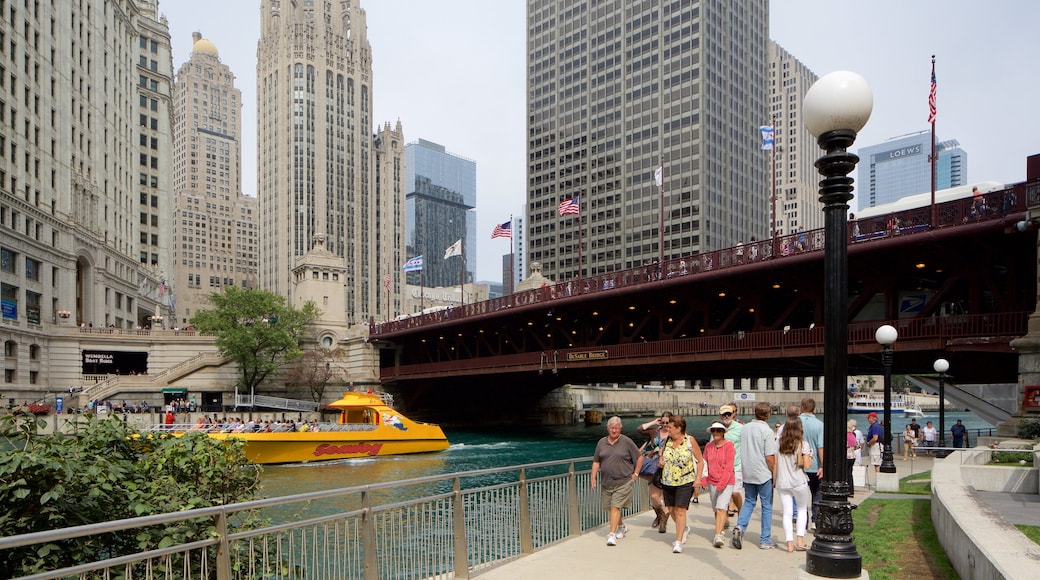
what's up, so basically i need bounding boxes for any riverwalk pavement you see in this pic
[474,454,1038,579]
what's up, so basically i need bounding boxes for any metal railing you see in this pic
[0,458,650,580]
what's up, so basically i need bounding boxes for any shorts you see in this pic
[732,471,744,494]
[708,484,735,511]
[662,482,694,508]
[869,443,882,466]
[600,480,634,510]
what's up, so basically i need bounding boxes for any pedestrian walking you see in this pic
[733,402,776,550]
[776,417,812,552]
[590,416,642,547]
[700,421,736,548]
[658,415,703,553]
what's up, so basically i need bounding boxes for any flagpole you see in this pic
[658,159,664,267]
[770,113,778,257]
[460,238,465,308]
[929,55,937,228]
[578,198,584,282]
[509,215,515,295]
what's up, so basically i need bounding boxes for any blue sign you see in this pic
[1,300,16,320]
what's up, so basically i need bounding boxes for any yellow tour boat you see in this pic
[203,391,449,464]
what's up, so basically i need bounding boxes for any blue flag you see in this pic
[402,255,424,272]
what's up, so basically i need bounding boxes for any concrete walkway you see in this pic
[474,454,1040,580]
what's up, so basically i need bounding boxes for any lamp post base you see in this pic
[805,480,862,578]
[877,471,900,492]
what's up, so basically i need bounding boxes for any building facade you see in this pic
[257,0,404,325]
[404,139,476,290]
[768,41,820,236]
[170,33,258,328]
[525,0,770,280]
[857,133,967,210]
[1,0,169,396]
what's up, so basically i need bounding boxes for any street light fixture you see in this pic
[934,358,950,452]
[802,70,873,579]
[875,324,898,474]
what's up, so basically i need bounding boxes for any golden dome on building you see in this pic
[191,32,219,58]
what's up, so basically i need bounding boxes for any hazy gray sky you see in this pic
[163,1,1040,281]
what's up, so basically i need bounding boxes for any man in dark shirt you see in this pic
[909,418,922,442]
[950,419,967,448]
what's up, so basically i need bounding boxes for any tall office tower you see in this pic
[768,42,820,236]
[0,1,168,391]
[404,139,476,290]
[525,1,770,280]
[857,133,967,210]
[170,33,258,328]
[257,0,404,325]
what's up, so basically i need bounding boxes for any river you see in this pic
[259,410,993,498]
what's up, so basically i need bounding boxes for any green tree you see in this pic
[0,413,262,576]
[190,286,320,398]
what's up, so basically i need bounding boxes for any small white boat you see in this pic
[848,393,924,417]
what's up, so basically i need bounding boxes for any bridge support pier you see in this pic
[1007,313,1040,436]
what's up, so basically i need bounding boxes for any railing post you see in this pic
[362,490,379,580]
[567,462,581,537]
[518,468,533,554]
[214,509,232,580]
[452,477,470,579]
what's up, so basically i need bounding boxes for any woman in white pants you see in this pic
[775,417,812,552]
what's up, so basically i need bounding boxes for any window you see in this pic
[1,283,17,319]
[25,257,39,281]
[0,247,14,273]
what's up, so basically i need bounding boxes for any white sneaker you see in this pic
[713,533,725,548]
[606,532,617,546]
[672,540,683,553]
[615,524,628,539]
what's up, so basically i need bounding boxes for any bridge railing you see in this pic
[374,181,1031,336]
[0,457,649,580]
[381,312,1030,379]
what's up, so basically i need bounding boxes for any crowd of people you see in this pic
[185,415,320,433]
[591,398,842,554]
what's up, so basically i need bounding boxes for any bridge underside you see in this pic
[378,216,1035,422]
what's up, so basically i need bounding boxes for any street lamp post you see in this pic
[875,325,898,474]
[802,70,873,579]
[934,358,950,452]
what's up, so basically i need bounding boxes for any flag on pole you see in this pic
[402,255,424,272]
[157,279,167,298]
[491,220,512,239]
[557,196,580,216]
[654,166,663,188]
[384,273,391,293]
[760,126,775,150]
[928,70,937,124]
[444,239,463,259]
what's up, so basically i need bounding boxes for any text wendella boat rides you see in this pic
[174,390,448,464]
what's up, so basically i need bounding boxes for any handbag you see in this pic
[651,464,664,487]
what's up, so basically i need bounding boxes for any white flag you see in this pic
[654,166,663,188]
[760,126,775,150]
[444,239,462,259]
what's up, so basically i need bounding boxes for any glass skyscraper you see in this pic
[857,133,967,210]
[404,140,476,289]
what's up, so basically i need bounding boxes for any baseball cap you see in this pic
[719,404,736,415]
[867,412,878,419]
[708,422,727,432]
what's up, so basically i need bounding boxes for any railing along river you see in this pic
[0,458,650,580]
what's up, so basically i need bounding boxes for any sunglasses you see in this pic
[710,428,725,433]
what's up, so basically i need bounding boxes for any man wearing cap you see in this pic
[719,404,744,523]
[865,412,884,488]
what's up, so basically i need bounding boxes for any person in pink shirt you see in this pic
[699,421,736,549]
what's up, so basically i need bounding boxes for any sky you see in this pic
[162,1,1040,282]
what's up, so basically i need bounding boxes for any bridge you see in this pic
[372,179,1040,421]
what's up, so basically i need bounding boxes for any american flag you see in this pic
[157,280,167,298]
[928,70,936,124]
[384,273,391,293]
[491,220,512,239]
[558,196,580,216]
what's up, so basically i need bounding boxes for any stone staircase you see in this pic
[83,352,228,402]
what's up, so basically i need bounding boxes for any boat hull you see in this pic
[208,426,449,464]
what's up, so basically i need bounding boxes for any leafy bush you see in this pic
[0,413,263,577]
[990,450,1034,465]
[1018,417,1040,440]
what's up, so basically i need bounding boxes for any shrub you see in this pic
[1017,417,1040,440]
[991,450,1034,465]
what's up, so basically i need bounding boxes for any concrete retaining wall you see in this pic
[931,449,1040,579]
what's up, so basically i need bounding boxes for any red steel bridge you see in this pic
[372,178,1040,420]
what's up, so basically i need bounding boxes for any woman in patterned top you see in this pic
[658,415,704,553]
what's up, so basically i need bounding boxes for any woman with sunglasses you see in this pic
[658,415,703,553]
[637,412,674,533]
[699,421,736,548]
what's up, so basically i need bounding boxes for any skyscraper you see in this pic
[768,41,820,236]
[0,0,168,389]
[857,133,967,210]
[257,0,404,324]
[170,33,258,328]
[525,1,770,279]
[404,139,476,290]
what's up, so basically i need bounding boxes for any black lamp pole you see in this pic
[935,358,949,453]
[803,71,872,579]
[876,324,898,474]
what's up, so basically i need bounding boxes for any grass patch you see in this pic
[988,450,1034,467]
[1017,524,1040,546]
[854,498,956,579]
[899,469,931,495]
